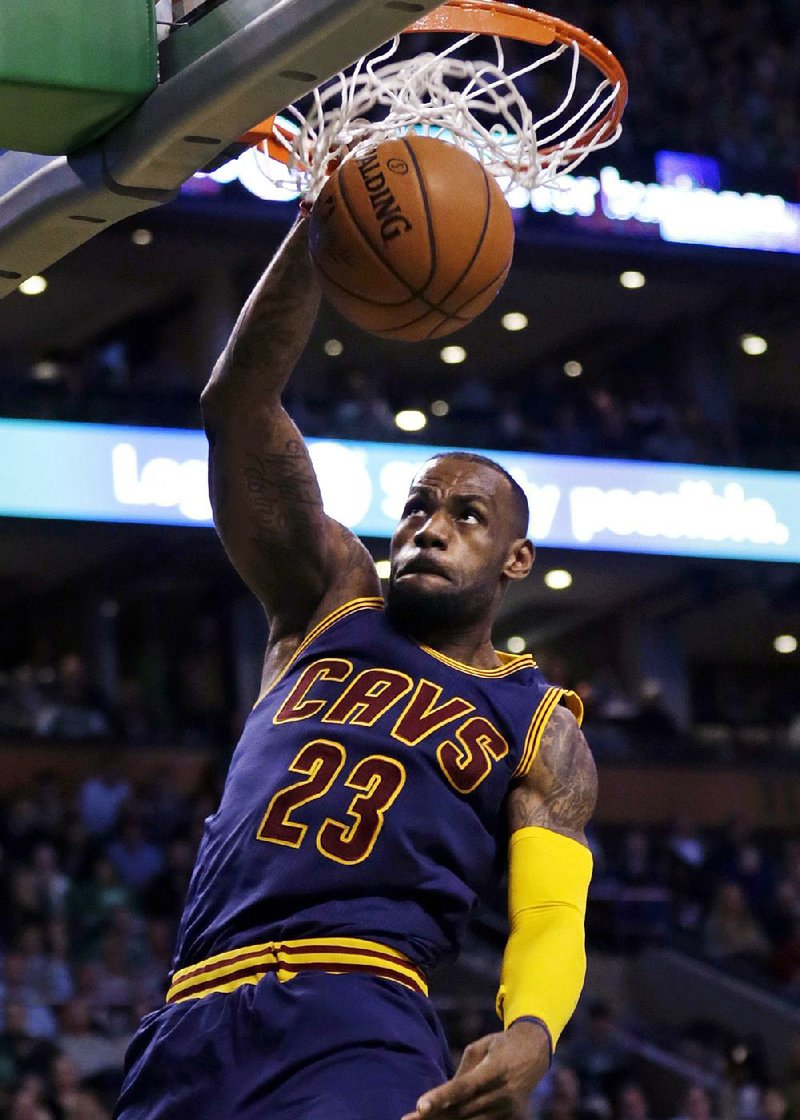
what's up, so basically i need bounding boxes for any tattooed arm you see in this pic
[200,218,379,667]
[400,708,597,1120]
[508,704,597,842]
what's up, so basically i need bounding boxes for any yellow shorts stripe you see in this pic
[166,936,428,1004]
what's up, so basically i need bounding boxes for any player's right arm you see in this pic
[199,218,380,672]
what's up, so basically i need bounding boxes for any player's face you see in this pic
[387,459,525,634]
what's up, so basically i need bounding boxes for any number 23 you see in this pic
[257,740,406,865]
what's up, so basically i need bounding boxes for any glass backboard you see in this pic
[0,0,443,299]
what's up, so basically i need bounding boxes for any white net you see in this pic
[256,31,623,203]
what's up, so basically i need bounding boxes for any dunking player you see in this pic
[115,218,597,1120]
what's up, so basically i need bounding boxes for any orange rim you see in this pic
[239,0,628,166]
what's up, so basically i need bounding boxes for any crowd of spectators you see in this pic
[3,344,796,474]
[2,760,800,1118]
[517,0,800,173]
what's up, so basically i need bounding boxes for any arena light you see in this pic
[30,361,60,382]
[740,333,768,356]
[324,339,344,357]
[564,360,583,378]
[431,399,449,417]
[506,635,527,654]
[501,312,529,332]
[544,568,573,590]
[774,634,798,654]
[395,409,427,432]
[131,228,153,246]
[19,275,48,296]
[440,346,467,365]
[375,559,391,580]
[619,270,646,289]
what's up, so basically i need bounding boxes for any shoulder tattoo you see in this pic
[509,704,597,836]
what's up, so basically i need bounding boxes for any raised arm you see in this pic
[200,218,379,658]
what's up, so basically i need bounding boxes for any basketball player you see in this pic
[115,218,596,1120]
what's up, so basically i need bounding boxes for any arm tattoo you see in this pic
[509,706,597,836]
[242,439,322,542]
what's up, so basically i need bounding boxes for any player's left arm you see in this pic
[401,705,597,1120]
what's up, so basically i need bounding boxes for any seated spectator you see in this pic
[44,1052,110,1120]
[0,1002,57,1086]
[15,925,73,1010]
[105,817,164,894]
[615,1082,654,1120]
[77,766,130,840]
[569,1001,632,1112]
[540,1067,593,1120]
[0,955,57,1040]
[34,654,113,740]
[2,798,50,862]
[762,1086,789,1120]
[8,1082,55,1120]
[30,845,70,923]
[666,814,710,932]
[66,857,132,964]
[670,1084,717,1120]
[57,999,127,1083]
[704,882,771,972]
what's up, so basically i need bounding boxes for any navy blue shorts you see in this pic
[115,971,452,1120]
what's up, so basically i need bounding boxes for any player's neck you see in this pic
[416,623,501,670]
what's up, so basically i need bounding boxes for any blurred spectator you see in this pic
[541,1066,592,1120]
[763,1087,789,1120]
[35,655,112,740]
[57,999,126,1082]
[670,1084,717,1120]
[0,1002,57,1085]
[44,1052,110,1120]
[30,845,70,922]
[77,768,130,839]
[105,818,163,893]
[569,1001,632,1111]
[16,925,73,1009]
[666,814,710,933]
[66,858,132,964]
[0,954,58,1040]
[615,1082,654,1120]
[704,882,771,972]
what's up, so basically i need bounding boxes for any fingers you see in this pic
[412,1066,505,1118]
[454,1038,493,1077]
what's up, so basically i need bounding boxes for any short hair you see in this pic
[422,451,530,540]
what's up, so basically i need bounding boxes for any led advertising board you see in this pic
[1,419,797,563]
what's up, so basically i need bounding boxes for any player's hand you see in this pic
[400,1019,550,1120]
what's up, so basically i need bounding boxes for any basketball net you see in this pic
[251,5,627,204]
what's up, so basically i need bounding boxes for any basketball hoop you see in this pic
[239,0,628,203]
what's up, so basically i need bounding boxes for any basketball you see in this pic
[307,135,515,342]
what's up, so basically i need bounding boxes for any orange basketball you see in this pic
[308,135,515,342]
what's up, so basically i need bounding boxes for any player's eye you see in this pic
[403,500,427,517]
[459,508,481,524]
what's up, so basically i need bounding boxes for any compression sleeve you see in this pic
[495,825,593,1053]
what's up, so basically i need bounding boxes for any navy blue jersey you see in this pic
[173,598,578,973]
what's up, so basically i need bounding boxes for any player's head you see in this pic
[386,452,534,637]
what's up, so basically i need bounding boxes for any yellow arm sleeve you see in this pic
[496,826,593,1053]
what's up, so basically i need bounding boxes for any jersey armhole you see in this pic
[253,597,385,709]
[512,687,584,779]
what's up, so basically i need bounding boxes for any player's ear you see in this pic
[503,538,534,581]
